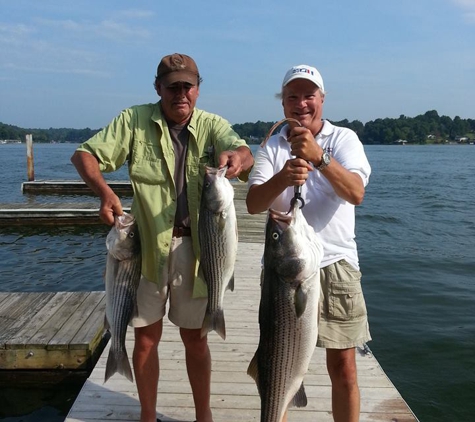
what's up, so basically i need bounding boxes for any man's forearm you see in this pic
[70,151,114,199]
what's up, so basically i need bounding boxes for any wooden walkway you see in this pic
[0,291,106,371]
[66,242,417,422]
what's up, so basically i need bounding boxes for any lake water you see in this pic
[0,143,474,421]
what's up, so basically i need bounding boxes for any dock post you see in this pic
[26,134,35,181]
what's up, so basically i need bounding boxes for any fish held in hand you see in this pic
[104,212,141,383]
[248,202,323,421]
[199,166,238,340]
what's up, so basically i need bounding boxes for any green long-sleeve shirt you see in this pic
[76,101,249,297]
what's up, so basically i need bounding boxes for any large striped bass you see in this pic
[104,212,141,383]
[248,202,323,421]
[199,166,237,340]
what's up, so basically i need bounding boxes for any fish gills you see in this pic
[199,166,238,340]
[248,203,323,422]
[104,212,141,383]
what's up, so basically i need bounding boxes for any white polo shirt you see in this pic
[248,120,371,270]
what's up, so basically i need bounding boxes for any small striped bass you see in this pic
[199,166,238,340]
[104,212,141,383]
[248,202,323,421]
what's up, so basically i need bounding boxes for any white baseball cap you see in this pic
[282,64,325,92]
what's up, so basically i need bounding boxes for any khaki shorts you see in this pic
[317,259,371,349]
[130,236,207,329]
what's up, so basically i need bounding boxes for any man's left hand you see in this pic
[288,126,322,166]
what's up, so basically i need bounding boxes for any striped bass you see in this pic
[104,212,141,383]
[199,166,237,340]
[248,202,323,421]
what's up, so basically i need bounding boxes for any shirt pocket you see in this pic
[130,140,167,185]
[328,260,366,321]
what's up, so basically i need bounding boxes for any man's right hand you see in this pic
[99,193,123,225]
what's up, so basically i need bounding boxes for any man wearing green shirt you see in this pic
[71,53,253,422]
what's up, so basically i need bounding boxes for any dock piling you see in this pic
[26,134,35,181]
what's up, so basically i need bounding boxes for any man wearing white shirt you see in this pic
[246,64,371,422]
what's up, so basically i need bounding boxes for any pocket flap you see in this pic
[330,282,361,295]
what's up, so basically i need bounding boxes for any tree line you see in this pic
[1,110,474,145]
[0,123,100,144]
[233,110,475,145]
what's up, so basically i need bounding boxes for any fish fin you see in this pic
[294,285,308,318]
[104,314,110,331]
[198,265,205,282]
[247,352,259,384]
[290,382,308,408]
[104,349,134,384]
[201,310,226,340]
[227,274,235,292]
[218,213,226,230]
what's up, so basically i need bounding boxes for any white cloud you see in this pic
[452,0,475,22]
[0,23,34,45]
[35,17,150,40]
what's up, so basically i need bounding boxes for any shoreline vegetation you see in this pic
[1,110,474,146]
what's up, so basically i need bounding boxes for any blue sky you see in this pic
[1,0,474,129]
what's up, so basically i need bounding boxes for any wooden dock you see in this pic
[21,180,133,196]
[0,291,106,372]
[64,183,417,422]
[66,242,417,422]
[1,181,418,420]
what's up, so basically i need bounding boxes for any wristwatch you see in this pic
[316,151,331,171]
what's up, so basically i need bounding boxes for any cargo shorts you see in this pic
[317,259,371,349]
[130,236,207,330]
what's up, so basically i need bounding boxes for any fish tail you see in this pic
[104,348,134,383]
[201,309,226,340]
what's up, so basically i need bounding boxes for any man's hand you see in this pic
[218,146,254,179]
[99,192,123,225]
[279,157,314,188]
[288,126,323,166]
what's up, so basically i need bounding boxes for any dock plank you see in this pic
[0,292,55,346]
[48,291,102,350]
[70,292,106,350]
[18,292,76,348]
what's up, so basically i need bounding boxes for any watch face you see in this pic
[323,152,331,165]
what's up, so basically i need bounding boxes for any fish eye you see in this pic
[272,232,279,240]
[129,232,135,238]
